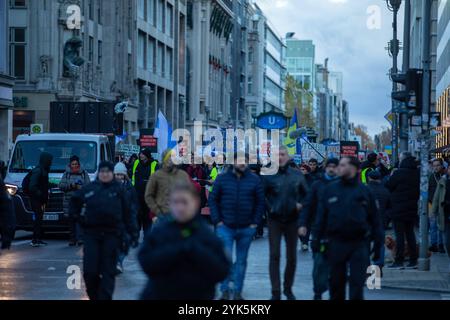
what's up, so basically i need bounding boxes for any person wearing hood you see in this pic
[114,162,138,274]
[298,157,339,300]
[385,153,420,269]
[59,155,91,246]
[263,146,309,300]
[69,161,138,300]
[145,149,190,224]
[28,151,53,247]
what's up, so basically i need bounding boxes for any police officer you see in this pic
[69,161,138,300]
[312,157,383,300]
[298,157,339,300]
[132,148,158,234]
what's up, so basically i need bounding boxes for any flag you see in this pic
[283,109,299,156]
[154,111,176,158]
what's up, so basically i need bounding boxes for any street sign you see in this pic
[30,123,43,134]
[384,111,393,125]
[256,111,288,130]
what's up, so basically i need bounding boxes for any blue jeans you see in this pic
[429,216,444,246]
[216,224,256,294]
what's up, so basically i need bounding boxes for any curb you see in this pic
[382,284,450,294]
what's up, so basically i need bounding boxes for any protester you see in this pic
[114,162,139,274]
[0,178,15,251]
[249,163,265,239]
[26,152,53,247]
[300,164,314,187]
[298,158,339,300]
[308,158,323,181]
[131,148,158,234]
[360,152,379,184]
[139,183,230,300]
[312,157,383,300]
[367,170,390,272]
[209,155,265,300]
[430,165,450,262]
[126,153,138,178]
[385,153,420,269]
[429,158,446,253]
[59,155,91,246]
[145,149,190,224]
[184,157,208,209]
[69,161,138,300]
[263,146,309,300]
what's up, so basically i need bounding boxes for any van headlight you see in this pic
[5,184,18,196]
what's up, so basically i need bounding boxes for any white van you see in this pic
[4,133,113,231]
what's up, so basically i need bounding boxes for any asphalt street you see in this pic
[0,230,446,300]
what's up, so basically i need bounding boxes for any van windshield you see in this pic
[9,141,98,173]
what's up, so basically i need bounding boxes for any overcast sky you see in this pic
[255,0,404,137]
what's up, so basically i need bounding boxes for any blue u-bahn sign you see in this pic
[256,111,288,130]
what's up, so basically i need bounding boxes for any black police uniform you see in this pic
[69,179,138,300]
[312,176,382,300]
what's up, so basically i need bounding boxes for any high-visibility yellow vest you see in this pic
[208,167,218,192]
[132,159,158,186]
[360,167,371,185]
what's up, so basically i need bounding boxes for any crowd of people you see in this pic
[1,146,450,301]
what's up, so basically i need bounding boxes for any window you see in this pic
[138,32,146,68]
[166,48,173,79]
[128,53,132,75]
[10,0,26,8]
[147,0,155,25]
[97,40,102,65]
[88,0,94,20]
[248,47,253,63]
[138,0,145,20]
[157,0,164,32]
[248,76,253,94]
[147,37,155,72]
[100,144,106,161]
[157,43,164,76]
[9,27,26,79]
[97,0,102,23]
[166,3,173,37]
[88,36,94,62]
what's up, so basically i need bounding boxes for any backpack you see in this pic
[21,170,34,195]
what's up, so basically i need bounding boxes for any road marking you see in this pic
[12,240,32,247]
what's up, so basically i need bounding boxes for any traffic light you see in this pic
[391,68,423,114]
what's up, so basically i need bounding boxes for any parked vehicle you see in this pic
[3,133,112,231]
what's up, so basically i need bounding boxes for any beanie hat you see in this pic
[98,161,114,172]
[114,162,128,176]
[141,148,153,160]
[325,158,339,167]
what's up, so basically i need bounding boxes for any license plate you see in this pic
[43,214,59,221]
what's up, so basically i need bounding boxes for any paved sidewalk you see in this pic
[382,253,450,293]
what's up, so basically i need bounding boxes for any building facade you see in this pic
[285,39,315,91]
[6,0,186,149]
[436,0,450,152]
[185,0,234,133]
[0,0,14,163]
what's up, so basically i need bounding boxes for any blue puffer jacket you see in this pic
[209,168,265,228]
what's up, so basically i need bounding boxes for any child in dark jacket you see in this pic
[139,183,230,300]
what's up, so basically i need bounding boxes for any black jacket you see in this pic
[0,179,16,249]
[69,180,138,242]
[28,152,53,204]
[298,175,337,228]
[367,181,390,227]
[138,217,230,300]
[312,177,383,245]
[263,166,309,223]
[385,157,420,221]
[133,160,153,198]
[209,168,264,228]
